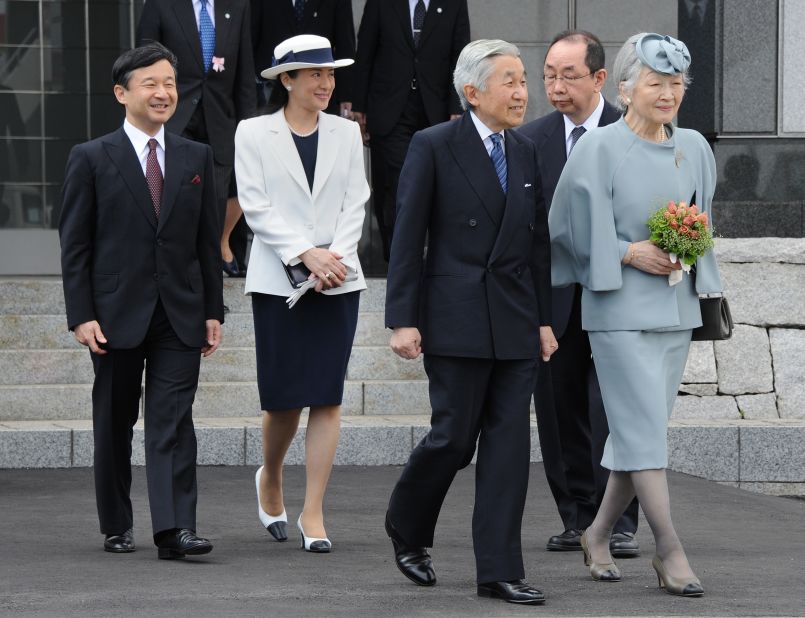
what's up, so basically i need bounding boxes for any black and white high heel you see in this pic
[297,514,331,553]
[255,466,287,541]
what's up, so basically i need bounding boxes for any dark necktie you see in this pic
[413,0,426,46]
[146,138,163,219]
[692,0,703,26]
[199,0,215,72]
[569,125,586,156]
[489,133,507,194]
[294,0,306,23]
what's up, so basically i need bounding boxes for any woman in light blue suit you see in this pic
[235,35,369,553]
[548,33,722,596]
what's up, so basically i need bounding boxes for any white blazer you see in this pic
[234,110,370,296]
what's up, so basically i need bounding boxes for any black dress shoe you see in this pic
[385,512,436,586]
[546,528,583,551]
[610,531,640,558]
[477,580,546,605]
[222,258,240,277]
[104,529,135,553]
[155,529,213,560]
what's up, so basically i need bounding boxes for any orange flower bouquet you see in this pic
[647,200,714,286]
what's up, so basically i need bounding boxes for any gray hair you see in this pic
[453,39,521,111]
[612,32,691,111]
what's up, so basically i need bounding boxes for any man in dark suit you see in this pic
[351,0,470,262]
[384,40,557,605]
[518,30,639,557]
[59,43,224,559]
[250,0,355,114]
[138,0,256,274]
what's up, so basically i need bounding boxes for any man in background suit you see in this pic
[518,30,640,557]
[351,0,470,262]
[250,0,355,114]
[59,43,224,559]
[138,0,256,274]
[384,39,557,605]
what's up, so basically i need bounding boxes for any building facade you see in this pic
[1,0,802,275]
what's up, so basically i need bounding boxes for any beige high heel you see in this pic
[580,531,621,582]
[651,555,704,597]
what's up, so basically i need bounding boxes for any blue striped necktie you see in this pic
[199,0,215,72]
[489,133,507,194]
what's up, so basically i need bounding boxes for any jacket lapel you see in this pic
[311,113,338,202]
[489,131,526,264]
[393,0,415,51]
[103,129,158,230]
[447,113,506,226]
[157,132,185,230]
[264,112,314,196]
[172,0,204,72]
[214,0,232,58]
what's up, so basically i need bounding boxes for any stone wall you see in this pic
[676,238,805,420]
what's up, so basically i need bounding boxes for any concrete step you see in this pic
[0,310,389,350]
[0,277,388,315]
[2,417,804,495]
[0,379,430,421]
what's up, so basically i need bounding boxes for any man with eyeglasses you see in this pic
[519,30,640,558]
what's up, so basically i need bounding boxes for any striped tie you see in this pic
[199,0,215,73]
[489,133,507,194]
[569,125,586,155]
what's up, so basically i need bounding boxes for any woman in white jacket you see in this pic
[235,35,369,553]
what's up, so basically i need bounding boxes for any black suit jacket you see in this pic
[385,113,551,360]
[352,0,470,137]
[518,99,621,337]
[250,0,355,107]
[59,128,224,349]
[138,0,256,167]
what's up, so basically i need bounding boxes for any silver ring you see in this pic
[325,272,333,279]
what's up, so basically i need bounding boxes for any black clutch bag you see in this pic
[283,261,312,289]
[691,296,733,341]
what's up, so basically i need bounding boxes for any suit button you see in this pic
[516,266,523,275]
[486,266,492,273]
[192,97,199,105]
[469,218,477,227]
[153,273,160,281]
[157,238,164,246]
[528,222,535,231]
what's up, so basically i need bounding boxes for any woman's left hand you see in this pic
[539,326,559,362]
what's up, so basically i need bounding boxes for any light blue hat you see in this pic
[634,33,691,75]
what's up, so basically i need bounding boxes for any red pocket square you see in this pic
[191,174,201,185]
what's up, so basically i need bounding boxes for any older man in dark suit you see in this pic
[384,39,557,605]
[250,0,355,114]
[138,0,256,275]
[518,30,639,557]
[351,0,470,262]
[59,43,224,559]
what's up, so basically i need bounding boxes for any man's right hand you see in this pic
[351,111,370,144]
[74,320,108,355]
[390,327,422,360]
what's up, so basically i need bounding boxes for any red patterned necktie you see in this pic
[146,138,163,218]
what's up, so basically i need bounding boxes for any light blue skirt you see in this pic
[588,329,692,471]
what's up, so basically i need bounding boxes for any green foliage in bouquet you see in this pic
[647,201,714,266]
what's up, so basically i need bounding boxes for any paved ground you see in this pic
[1,465,803,617]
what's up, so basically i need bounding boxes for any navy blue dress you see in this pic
[252,129,360,410]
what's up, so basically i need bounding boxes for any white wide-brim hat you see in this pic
[260,34,354,80]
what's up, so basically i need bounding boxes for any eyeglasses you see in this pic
[542,72,593,86]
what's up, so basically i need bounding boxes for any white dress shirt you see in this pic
[469,110,505,157]
[123,119,165,177]
[562,93,604,157]
[192,0,215,28]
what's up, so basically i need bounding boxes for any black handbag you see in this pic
[283,261,312,289]
[691,296,733,341]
